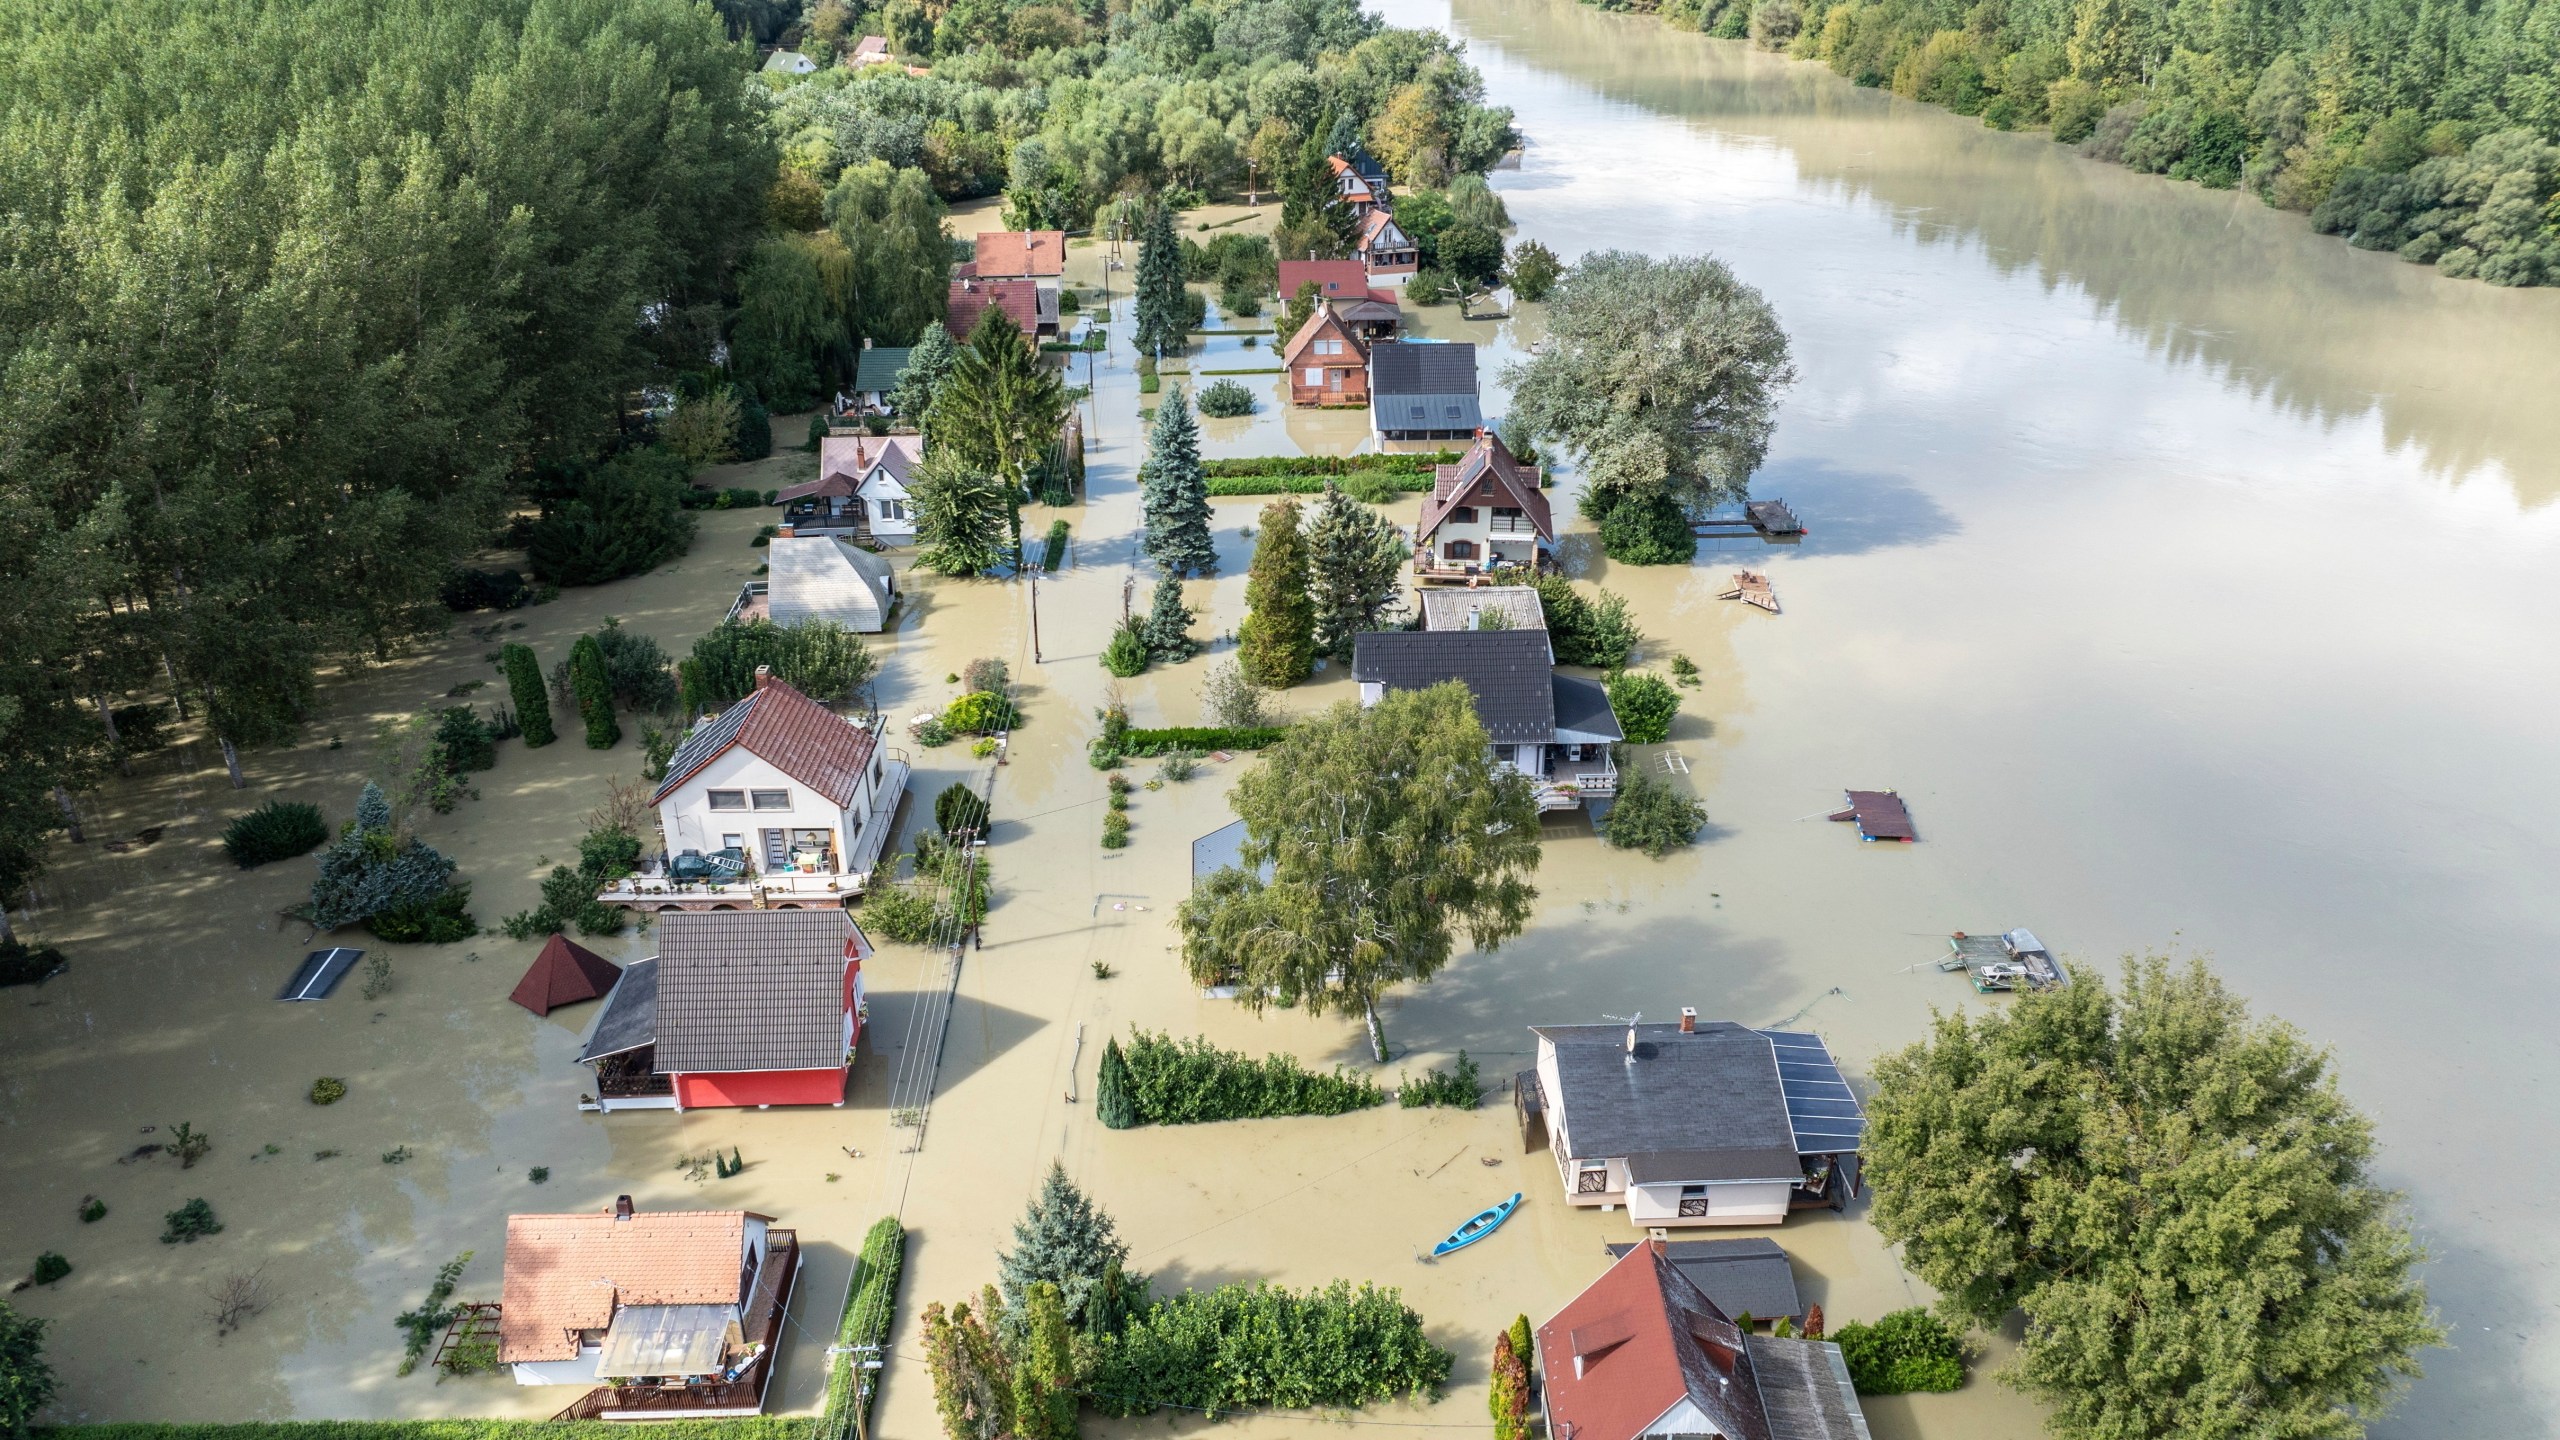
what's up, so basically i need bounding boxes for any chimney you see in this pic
[1680,1007,1697,1035]
[613,1195,634,1220]
[1649,1233,1669,1258]
[776,524,795,539]
[754,664,774,690]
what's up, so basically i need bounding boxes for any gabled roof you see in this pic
[579,957,660,1063]
[500,1207,750,1363]
[1330,146,1391,190]
[766,536,894,634]
[1352,629,1557,743]
[1419,429,1551,543]
[1278,260,1369,300]
[1602,1239,1806,1325]
[1370,340,1478,396]
[812,430,923,485]
[1360,209,1413,249]
[858,445,915,493]
[1542,1243,1876,1440]
[973,230,1067,279]
[1282,302,1367,367]
[656,910,862,1074]
[652,671,881,807]
[948,277,1042,338]
[509,934,622,1017]
[852,346,912,393]
[1553,674,1623,745]
[850,34,891,60]
[1529,1020,1803,1176]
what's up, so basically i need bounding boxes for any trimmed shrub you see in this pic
[819,1219,904,1438]
[1606,671,1682,744]
[1086,1280,1453,1416]
[681,618,876,711]
[570,635,618,749]
[1835,1308,1966,1394]
[222,802,328,869]
[1115,1029,1383,1124]
[1101,811,1130,849]
[1121,725,1286,755]
[502,645,555,747]
[941,691,1018,735]
[1096,1037,1138,1129]
[1201,453,1452,478]
[1399,1052,1482,1108]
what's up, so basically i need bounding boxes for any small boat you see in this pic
[1433,1193,1522,1256]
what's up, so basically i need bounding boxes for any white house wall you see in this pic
[512,1352,603,1387]
[658,744,881,873]
[1627,1180,1793,1227]
[858,471,917,539]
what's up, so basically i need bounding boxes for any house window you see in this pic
[878,499,907,520]
[1443,540,1478,560]
[751,789,791,810]
[873,758,883,784]
[1446,404,1464,419]
[707,790,747,810]
[1303,367,1324,386]
[1452,506,1477,524]
[720,833,743,852]
[1316,338,1340,355]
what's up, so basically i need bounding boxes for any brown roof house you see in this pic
[594,671,910,913]
[1276,261,1401,337]
[1539,1239,1872,1440]
[776,430,923,541]
[1283,301,1370,407]
[1524,1012,1866,1228]
[508,935,623,1017]
[1414,429,1553,580]
[500,1197,801,1420]
[1357,207,1420,285]
[948,272,1056,338]
[847,34,893,65]
[576,908,870,1112]
[973,229,1067,283]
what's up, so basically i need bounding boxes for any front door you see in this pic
[762,829,789,872]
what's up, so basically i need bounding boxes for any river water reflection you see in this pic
[1375,0,2560,1431]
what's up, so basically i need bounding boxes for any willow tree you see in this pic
[1502,250,1796,561]
[1865,956,2444,1440]
[1178,683,1541,1060]
[827,158,950,345]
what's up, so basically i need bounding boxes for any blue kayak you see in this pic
[1433,1193,1522,1256]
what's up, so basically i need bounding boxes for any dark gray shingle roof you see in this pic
[1369,340,1477,395]
[655,911,851,1073]
[1748,1335,1873,1440]
[1352,629,1557,743]
[1530,1020,1801,1169]
[579,958,661,1063]
[1551,674,1623,743]
[1603,1238,1805,1323]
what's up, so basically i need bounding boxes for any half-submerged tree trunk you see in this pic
[220,737,245,788]
[54,787,84,844]
[1365,1001,1390,1064]
[95,691,130,776]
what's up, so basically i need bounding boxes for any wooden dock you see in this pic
[1692,497,1804,542]
[1828,789,1915,842]
[1718,570,1780,613]
[1944,929,2066,992]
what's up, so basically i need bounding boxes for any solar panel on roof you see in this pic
[1756,1028,1866,1156]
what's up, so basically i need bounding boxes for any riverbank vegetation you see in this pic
[1615,0,2560,285]
[1864,955,2443,1439]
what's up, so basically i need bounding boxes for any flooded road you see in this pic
[9,6,2560,1437]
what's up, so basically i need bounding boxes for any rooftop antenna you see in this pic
[1604,1011,1643,1060]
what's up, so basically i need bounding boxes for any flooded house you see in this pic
[499,1197,800,1418]
[956,230,1065,337]
[1411,430,1554,580]
[846,34,893,66]
[1540,1238,1872,1440]
[1351,627,1622,812]
[1283,301,1372,407]
[775,430,921,540]
[1276,260,1402,338]
[729,531,897,633]
[1329,145,1393,216]
[842,343,910,416]
[1369,341,1482,441]
[595,669,909,911]
[576,909,868,1111]
[1356,207,1420,286]
[946,272,1053,340]
[1520,1011,1866,1227]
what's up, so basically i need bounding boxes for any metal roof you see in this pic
[1352,629,1558,743]
[852,346,911,394]
[1603,1238,1805,1324]
[1749,1336,1875,1440]
[654,911,853,1074]
[1552,674,1624,744]
[1759,1030,1866,1156]
[1369,339,1478,396]
[578,957,661,1062]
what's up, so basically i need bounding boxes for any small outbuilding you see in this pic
[1828,789,1915,842]
[730,535,896,634]
[1600,1237,1805,1329]
[508,935,623,1017]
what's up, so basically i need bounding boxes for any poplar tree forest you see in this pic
[1608,0,2560,284]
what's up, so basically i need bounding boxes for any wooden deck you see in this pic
[1717,570,1780,613]
[1829,789,1915,842]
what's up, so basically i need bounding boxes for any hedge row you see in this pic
[1121,726,1288,755]
[1205,474,1432,497]
[818,1216,906,1438]
[1202,452,1455,477]
[47,1425,810,1440]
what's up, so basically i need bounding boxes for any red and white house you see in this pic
[577,909,869,1112]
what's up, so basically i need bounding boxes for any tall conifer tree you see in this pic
[1141,576,1197,664]
[1238,498,1315,687]
[1139,388,1216,577]
[1305,480,1408,658]
[1132,203,1186,358]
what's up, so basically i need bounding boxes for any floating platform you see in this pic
[1945,929,2067,992]
[1693,497,1805,542]
[1718,570,1780,613]
[1829,790,1915,842]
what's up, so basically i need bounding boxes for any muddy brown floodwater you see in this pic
[9,6,2560,1435]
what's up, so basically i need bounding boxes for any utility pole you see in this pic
[1029,567,1043,664]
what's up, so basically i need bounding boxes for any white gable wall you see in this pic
[658,743,886,875]
[858,466,916,539]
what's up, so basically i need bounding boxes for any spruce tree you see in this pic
[354,780,393,835]
[891,319,958,427]
[1238,497,1315,687]
[1132,203,1185,359]
[1138,388,1216,577]
[1140,576,1196,664]
[501,644,555,747]
[996,1162,1140,1338]
[1010,1282,1078,1440]
[1305,480,1408,658]
[570,634,619,749]
[911,453,1013,577]
[1095,1037,1136,1129]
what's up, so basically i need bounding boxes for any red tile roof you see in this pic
[947,277,1042,339]
[1278,260,1370,300]
[1282,302,1368,368]
[508,934,623,1017]
[973,230,1066,279]
[652,672,880,809]
[500,1207,752,1363]
[1419,430,1552,543]
[1541,1243,1773,1440]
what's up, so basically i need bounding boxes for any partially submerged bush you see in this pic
[1605,671,1682,745]
[1400,1051,1482,1108]
[222,801,329,869]
[1196,378,1257,417]
[1112,1029,1383,1124]
[1835,1308,1966,1394]
[309,1078,348,1106]
[1602,774,1709,857]
[161,1198,223,1245]
[942,690,1019,735]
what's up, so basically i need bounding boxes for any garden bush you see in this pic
[1121,725,1286,755]
[1834,1308,1966,1394]
[1085,1280,1453,1416]
[552,621,677,715]
[499,863,621,941]
[1100,617,1148,677]
[106,700,176,756]
[1399,1052,1482,1108]
[941,691,1018,735]
[309,1078,348,1106]
[934,783,989,839]
[1205,472,1435,497]
[1593,491,1697,565]
[161,1198,222,1244]
[526,448,698,586]
[0,937,68,987]
[1040,520,1070,571]
[1532,575,1644,669]
[1101,811,1130,849]
[222,802,329,868]
[569,635,618,749]
[681,618,876,710]
[30,1253,70,1287]
[1606,672,1682,744]
[1113,1029,1383,1125]
[432,707,496,774]
[305,783,474,936]
[1602,774,1709,857]
[1196,378,1257,417]
[502,644,555,747]
[369,885,479,944]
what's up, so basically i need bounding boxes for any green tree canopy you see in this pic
[929,306,1067,565]
[1133,202,1188,358]
[681,618,878,712]
[0,1298,54,1440]
[1140,387,1217,578]
[892,320,960,422]
[1178,683,1541,1059]
[996,1162,1144,1341]
[911,451,1014,576]
[1503,250,1796,543]
[1304,480,1408,659]
[1238,498,1315,687]
[827,158,951,345]
[1866,956,2444,1440]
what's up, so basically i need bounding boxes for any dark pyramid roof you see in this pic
[509,934,624,1017]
